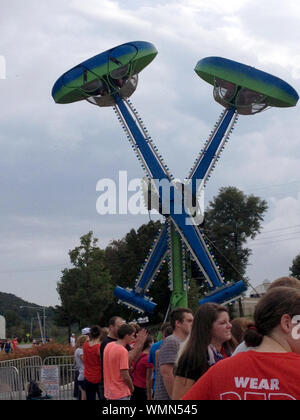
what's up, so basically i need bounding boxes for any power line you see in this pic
[202,233,259,296]
[251,230,300,242]
[250,235,300,247]
[257,224,300,235]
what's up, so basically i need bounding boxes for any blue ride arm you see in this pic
[114,286,157,313]
[114,224,168,313]
[134,224,168,293]
[189,107,236,197]
[172,209,247,304]
[115,96,171,182]
[170,209,224,289]
[199,280,247,305]
[170,197,247,303]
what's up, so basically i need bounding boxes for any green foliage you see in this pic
[187,278,201,313]
[56,231,113,329]
[0,292,55,338]
[104,220,171,324]
[202,186,268,283]
[105,221,162,287]
[55,223,170,327]
[290,254,300,279]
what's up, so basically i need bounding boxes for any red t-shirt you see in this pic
[12,339,18,350]
[132,353,153,389]
[83,341,101,384]
[182,351,300,401]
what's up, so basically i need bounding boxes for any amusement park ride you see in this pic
[52,41,298,315]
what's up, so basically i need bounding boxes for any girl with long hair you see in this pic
[172,303,233,400]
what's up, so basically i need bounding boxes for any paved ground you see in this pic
[18,344,32,349]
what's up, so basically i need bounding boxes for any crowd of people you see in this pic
[71,276,300,401]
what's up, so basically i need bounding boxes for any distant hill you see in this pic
[0,291,55,323]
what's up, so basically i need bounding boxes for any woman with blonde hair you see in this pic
[74,335,88,400]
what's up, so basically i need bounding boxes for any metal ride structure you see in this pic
[52,41,299,315]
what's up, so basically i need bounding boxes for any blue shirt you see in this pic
[148,340,163,391]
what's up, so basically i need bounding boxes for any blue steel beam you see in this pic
[134,224,169,293]
[115,96,170,182]
[189,107,236,197]
[114,224,169,313]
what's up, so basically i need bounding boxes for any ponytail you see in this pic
[244,326,264,347]
[246,286,300,347]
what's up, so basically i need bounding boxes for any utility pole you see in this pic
[20,305,47,343]
[36,311,44,343]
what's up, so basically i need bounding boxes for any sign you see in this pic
[40,366,59,397]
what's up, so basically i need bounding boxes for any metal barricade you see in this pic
[0,356,42,371]
[44,355,74,366]
[43,356,75,400]
[0,356,75,400]
[21,363,75,400]
[56,363,75,400]
[0,356,43,398]
[0,367,21,400]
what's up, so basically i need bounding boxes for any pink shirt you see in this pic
[103,341,131,400]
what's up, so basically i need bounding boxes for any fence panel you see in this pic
[0,356,42,370]
[21,363,75,400]
[56,363,75,400]
[0,356,43,395]
[43,356,75,399]
[0,367,21,400]
[0,356,75,400]
[44,355,74,366]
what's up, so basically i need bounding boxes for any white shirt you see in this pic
[232,341,256,356]
[74,347,84,381]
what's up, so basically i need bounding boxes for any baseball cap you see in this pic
[81,327,90,335]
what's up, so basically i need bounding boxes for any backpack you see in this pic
[27,380,43,399]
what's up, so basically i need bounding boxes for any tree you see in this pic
[56,231,113,333]
[202,186,268,284]
[104,220,171,324]
[5,310,23,338]
[187,277,201,313]
[290,255,300,279]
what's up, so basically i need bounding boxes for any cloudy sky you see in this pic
[0,0,300,307]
